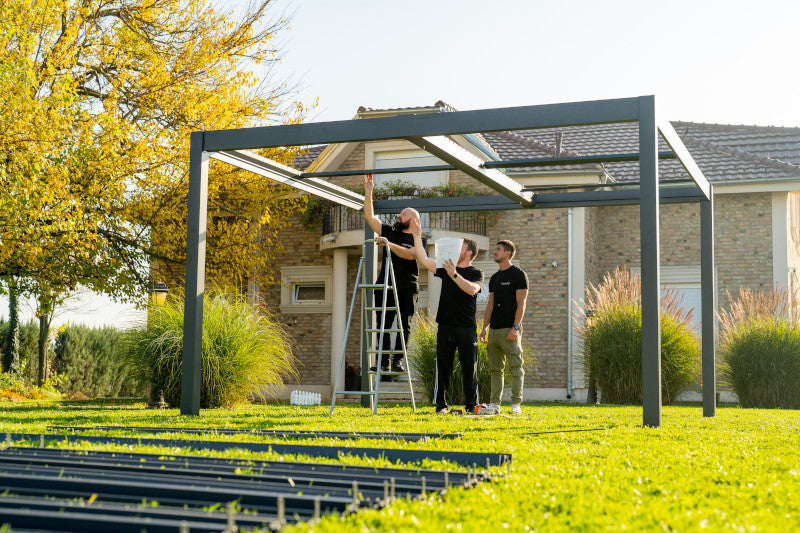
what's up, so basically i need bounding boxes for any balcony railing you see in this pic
[322,205,487,236]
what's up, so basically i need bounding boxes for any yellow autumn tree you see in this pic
[0,0,309,306]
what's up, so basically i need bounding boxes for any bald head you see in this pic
[394,207,420,231]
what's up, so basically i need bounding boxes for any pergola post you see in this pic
[638,96,662,428]
[181,132,208,416]
[701,194,716,416]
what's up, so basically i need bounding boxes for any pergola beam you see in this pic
[210,149,364,210]
[372,187,704,213]
[202,97,641,151]
[483,151,677,169]
[658,121,711,200]
[407,135,533,206]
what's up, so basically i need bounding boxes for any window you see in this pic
[366,141,448,190]
[293,284,326,304]
[280,266,333,313]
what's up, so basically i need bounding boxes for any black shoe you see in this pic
[390,361,405,373]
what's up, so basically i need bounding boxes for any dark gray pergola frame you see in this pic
[182,95,716,428]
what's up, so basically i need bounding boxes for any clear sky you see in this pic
[3,0,798,330]
[271,0,800,127]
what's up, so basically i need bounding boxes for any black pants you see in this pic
[374,289,416,368]
[434,324,479,411]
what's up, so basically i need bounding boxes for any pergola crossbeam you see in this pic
[406,135,533,206]
[372,186,705,213]
[483,151,677,169]
[201,97,641,151]
[210,149,364,209]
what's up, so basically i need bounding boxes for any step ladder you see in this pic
[330,244,416,415]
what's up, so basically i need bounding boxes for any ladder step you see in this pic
[368,370,407,375]
[334,390,377,396]
[363,307,401,312]
[358,284,394,289]
[365,328,403,333]
[367,349,406,354]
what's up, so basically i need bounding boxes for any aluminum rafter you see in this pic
[407,135,533,206]
[210,149,364,209]
[658,121,711,199]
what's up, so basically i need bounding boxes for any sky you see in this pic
[3,0,798,329]
[270,0,800,127]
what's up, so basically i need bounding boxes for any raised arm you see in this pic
[362,174,383,235]
[409,218,436,273]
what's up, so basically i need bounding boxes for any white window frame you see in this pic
[365,140,448,190]
[280,266,333,314]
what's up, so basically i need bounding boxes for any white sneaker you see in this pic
[437,407,449,415]
[510,404,522,415]
[488,403,501,415]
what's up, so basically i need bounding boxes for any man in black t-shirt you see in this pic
[410,218,484,414]
[363,174,426,377]
[480,240,529,415]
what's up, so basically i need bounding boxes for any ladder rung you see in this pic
[363,307,401,312]
[368,370,407,375]
[358,284,394,289]
[334,390,377,396]
[367,349,405,354]
[365,328,403,333]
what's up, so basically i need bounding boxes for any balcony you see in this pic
[321,205,487,236]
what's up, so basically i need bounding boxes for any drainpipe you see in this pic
[566,208,573,400]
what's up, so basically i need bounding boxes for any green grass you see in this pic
[0,399,798,531]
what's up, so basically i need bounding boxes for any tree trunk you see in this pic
[3,281,20,375]
[37,314,50,386]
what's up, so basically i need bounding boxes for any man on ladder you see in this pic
[363,174,426,379]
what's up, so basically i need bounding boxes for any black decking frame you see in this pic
[182,95,716,428]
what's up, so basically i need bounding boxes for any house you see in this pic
[262,101,800,403]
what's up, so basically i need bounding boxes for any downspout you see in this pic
[566,208,574,400]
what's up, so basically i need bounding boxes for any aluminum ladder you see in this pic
[330,248,416,415]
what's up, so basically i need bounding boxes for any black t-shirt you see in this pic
[488,265,529,329]
[435,265,484,327]
[377,223,426,294]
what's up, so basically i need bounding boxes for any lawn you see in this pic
[1,400,798,531]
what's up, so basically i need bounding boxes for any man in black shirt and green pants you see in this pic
[410,218,484,414]
[480,240,529,415]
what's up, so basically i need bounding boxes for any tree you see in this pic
[2,278,20,375]
[0,0,309,303]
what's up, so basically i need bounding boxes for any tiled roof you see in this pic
[297,103,800,183]
[293,145,326,170]
[486,121,800,183]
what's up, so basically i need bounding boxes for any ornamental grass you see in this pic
[717,287,800,409]
[123,292,297,408]
[577,267,699,404]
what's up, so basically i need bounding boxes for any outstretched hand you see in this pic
[409,218,421,238]
[363,173,374,192]
[443,258,457,277]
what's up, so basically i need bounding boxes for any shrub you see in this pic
[578,268,700,405]
[717,288,800,409]
[123,292,297,408]
[407,315,534,406]
[53,325,143,398]
[0,319,42,383]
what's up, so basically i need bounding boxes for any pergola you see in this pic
[182,95,716,428]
